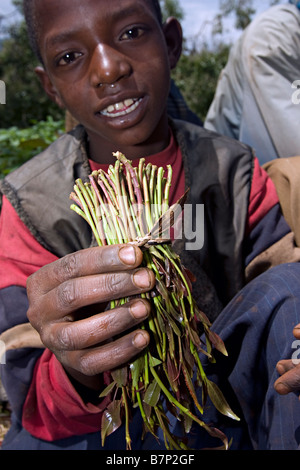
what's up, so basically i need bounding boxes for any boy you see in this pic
[1,0,300,450]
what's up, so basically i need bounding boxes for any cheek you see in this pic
[55,82,90,116]
[146,56,171,99]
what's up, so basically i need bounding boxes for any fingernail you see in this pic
[275,382,290,394]
[119,246,136,265]
[133,269,151,288]
[130,300,149,319]
[133,332,149,349]
[276,363,285,374]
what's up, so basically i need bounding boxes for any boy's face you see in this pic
[35,0,182,162]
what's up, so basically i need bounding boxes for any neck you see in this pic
[86,118,170,164]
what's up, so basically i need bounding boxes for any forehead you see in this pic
[33,0,158,26]
[34,0,160,48]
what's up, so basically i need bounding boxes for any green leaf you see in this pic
[166,353,179,391]
[99,380,116,398]
[148,355,162,368]
[155,304,167,333]
[183,413,193,434]
[130,356,145,389]
[165,322,175,360]
[101,400,122,445]
[111,366,128,387]
[158,302,182,337]
[148,246,165,261]
[144,380,161,407]
[207,329,228,357]
[156,279,170,302]
[182,362,203,414]
[206,379,240,421]
[19,138,48,150]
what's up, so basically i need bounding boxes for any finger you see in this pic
[293,324,300,339]
[28,267,155,325]
[58,329,150,376]
[27,244,143,295]
[276,359,295,376]
[42,299,151,351]
[274,362,300,395]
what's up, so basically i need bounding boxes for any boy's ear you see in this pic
[163,17,183,70]
[35,66,65,109]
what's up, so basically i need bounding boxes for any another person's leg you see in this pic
[199,263,300,450]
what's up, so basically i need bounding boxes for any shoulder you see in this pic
[171,119,254,207]
[1,125,88,194]
[242,4,300,57]
[0,125,92,257]
[248,4,300,30]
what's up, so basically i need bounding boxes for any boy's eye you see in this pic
[120,27,144,41]
[57,51,82,66]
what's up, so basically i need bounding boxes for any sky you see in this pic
[0,0,285,45]
[179,0,276,46]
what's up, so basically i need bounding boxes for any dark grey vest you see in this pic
[0,120,254,320]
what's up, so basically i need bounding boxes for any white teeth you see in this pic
[115,102,123,111]
[101,98,141,117]
[107,105,115,113]
[124,99,134,107]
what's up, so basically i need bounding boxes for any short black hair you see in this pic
[23,0,42,63]
[23,0,163,64]
[152,0,163,24]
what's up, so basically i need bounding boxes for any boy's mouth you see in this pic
[100,98,142,118]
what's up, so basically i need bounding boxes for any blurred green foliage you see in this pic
[0,21,64,129]
[0,117,64,179]
[172,45,229,122]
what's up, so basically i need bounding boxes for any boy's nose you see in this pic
[89,44,132,88]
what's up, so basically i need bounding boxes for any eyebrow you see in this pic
[46,31,77,49]
[46,4,151,50]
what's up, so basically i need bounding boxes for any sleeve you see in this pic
[204,38,244,140]
[0,195,59,291]
[0,196,105,442]
[205,5,300,164]
[22,349,111,441]
[244,158,300,282]
[242,5,300,160]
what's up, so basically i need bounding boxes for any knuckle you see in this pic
[103,272,128,297]
[59,253,80,279]
[77,353,99,376]
[56,325,76,350]
[26,305,34,323]
[39,324,75,351]
[57,281,79,310]
[26,271,40,302]
[26,304,40,327]
[38,325,53,349]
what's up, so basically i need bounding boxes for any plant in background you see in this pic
[70,151,239,450]
[0,117,64,178]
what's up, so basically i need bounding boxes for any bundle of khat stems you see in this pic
[70,151,239,450]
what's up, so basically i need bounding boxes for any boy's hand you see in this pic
[274,324,300,397]
[26,244,155,390]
